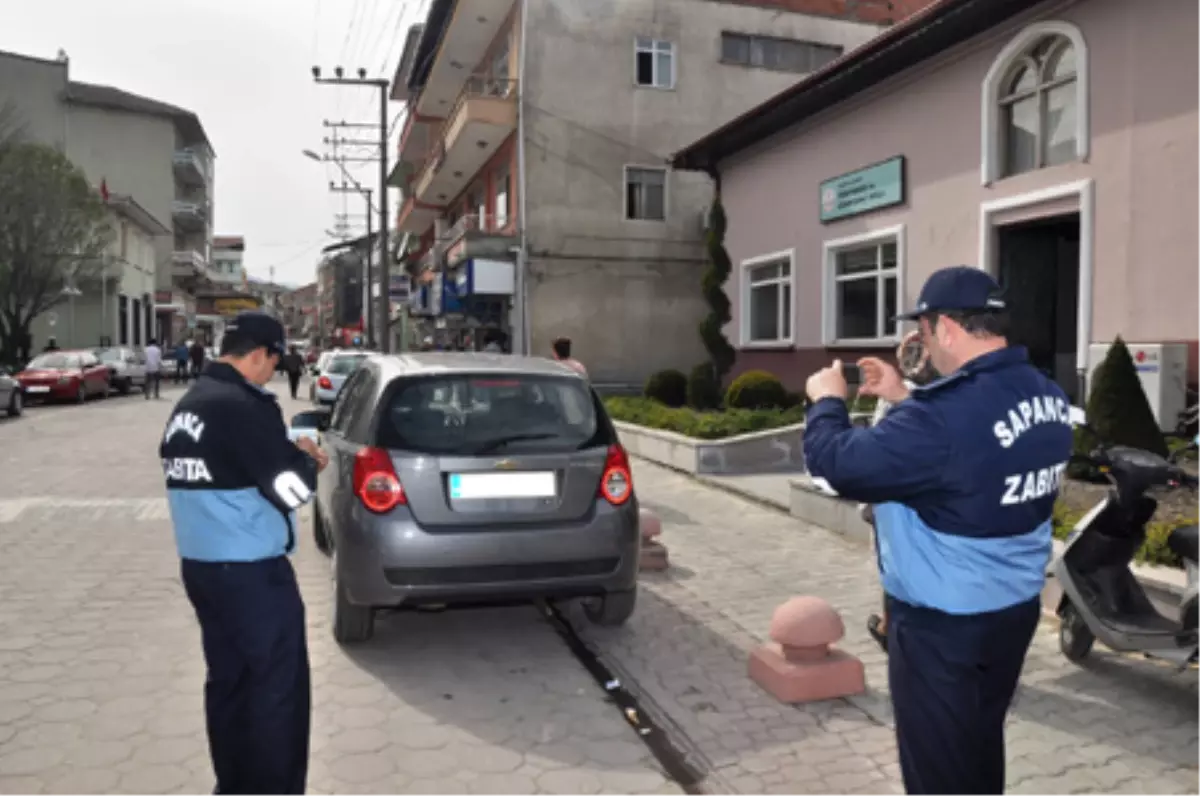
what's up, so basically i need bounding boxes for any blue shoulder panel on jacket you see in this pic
[909,369,969,398]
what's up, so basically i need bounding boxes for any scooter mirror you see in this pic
[1068,406,1088,427]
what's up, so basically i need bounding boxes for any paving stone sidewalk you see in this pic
[571,458,1200,795]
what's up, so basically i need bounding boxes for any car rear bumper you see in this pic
[331,499,641,607]
[20,382,76,399]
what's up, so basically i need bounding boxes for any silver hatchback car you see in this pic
[290,353,640,644]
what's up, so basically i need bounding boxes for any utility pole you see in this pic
[311,66,392,352]
[331,182,375,348]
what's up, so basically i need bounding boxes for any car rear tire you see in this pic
[6,390,22,418]
[331,551,374,644]
[582,587,637,627]
[118,377,131,395]
[312,503,331,555]
[75,383,86,404]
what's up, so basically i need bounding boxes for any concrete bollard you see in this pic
[748,596,865,703]
[638,507,669,571]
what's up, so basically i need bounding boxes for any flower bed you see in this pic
[604,396,805,440]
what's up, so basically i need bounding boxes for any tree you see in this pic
[1080,336,1169,458]
[0,141,112,363]
[696,197,736,400]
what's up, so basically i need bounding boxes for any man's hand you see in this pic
[295,436,329,472]
[806,359,849,403]
[857,356,909,404]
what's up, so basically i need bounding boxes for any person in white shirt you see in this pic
[143,338,164,400]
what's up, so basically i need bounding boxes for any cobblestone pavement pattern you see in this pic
[0,379,680,795]
[565,458,1200,794]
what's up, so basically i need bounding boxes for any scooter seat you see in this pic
[1167,524,1198,563]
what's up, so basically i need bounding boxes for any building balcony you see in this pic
[172,148,209,187]
[396,193,443,236]
[413,77,517,207]
[172,200,207,232]
[171,249,216,284]
[443,213,516,270]
[412,0,518,119]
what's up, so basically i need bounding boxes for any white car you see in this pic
[312,351,366,406]
[96,347,147,395]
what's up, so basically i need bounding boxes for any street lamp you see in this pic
[311,66,391,353]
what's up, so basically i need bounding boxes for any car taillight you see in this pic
[318,376,333,389]
[353,447,406,513]
[599,444,633,505]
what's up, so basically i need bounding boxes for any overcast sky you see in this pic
[0,0,428,286]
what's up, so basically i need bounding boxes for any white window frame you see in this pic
[739,249,796,348]
[634,37,676,89]
[980,20,1089,185]
[821,225,906,347]
[622,165,669,222]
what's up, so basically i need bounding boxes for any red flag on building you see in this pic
[99,179,110,202]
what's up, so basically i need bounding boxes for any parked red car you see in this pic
[17,350,111,403]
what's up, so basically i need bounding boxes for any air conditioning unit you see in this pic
[1086,342,1189,432]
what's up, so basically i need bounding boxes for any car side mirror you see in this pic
[291,409,330,432]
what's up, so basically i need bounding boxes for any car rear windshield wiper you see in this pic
[472,433,561,454]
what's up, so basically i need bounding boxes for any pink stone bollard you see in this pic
[638,508,669,571]
[748,596,865,703]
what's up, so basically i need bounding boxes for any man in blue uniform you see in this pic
[803,266,1073,795]
[160,312,328,794]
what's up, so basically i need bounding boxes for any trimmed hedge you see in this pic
[605,396,805,440]
[644,369,688,408]
[726,370,787,410]
[1052,500,1196,569]
[687,362,722,410]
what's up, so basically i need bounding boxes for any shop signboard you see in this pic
[213,297,260,316]
[819,155,905,223]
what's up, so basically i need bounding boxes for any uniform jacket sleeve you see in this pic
[229,401,319,514]
[803,395,952,504]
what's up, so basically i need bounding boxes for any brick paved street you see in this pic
[569,458,1200,795]
[0,379,678,795]
[1,377,1196,795]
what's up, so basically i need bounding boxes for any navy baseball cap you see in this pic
[894,265,1007,321]
[222,312,286,356]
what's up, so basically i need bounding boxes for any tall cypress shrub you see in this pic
[698,197,736,385]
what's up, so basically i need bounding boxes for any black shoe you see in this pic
[867,614,888,653]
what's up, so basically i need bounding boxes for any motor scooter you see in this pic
[1051,430,1199,668]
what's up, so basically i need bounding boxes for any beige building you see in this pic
[391,0,911,381]
[0,48,215,351]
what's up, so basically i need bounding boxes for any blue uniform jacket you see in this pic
[804,347,1073,615]
[159,362,318,563]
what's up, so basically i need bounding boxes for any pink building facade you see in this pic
[674,0,1198,404]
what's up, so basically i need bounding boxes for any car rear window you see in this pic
[28,354,78,369]
[326,354,366,375]
[375,374,614,455]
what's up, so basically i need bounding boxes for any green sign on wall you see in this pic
[819,155,906,223]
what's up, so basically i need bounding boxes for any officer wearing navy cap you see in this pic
[160,311,328,794]
[803,266,1073,795]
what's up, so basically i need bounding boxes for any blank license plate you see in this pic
[26,386,49,394]
[449,472,556,500]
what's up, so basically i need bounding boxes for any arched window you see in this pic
[981,21,1089,185]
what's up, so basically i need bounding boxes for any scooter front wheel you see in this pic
[1059,600,1096,662]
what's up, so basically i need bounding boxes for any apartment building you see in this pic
[389,0,927,380]
[210,236,246,285]
[0,48,216,350]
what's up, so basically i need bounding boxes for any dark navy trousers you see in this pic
[182,556,311,795]
[887,596,1040,795]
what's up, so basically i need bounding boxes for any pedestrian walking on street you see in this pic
[174,341,190,384]
[551,337,587,377]
[143,338,163,400]
[189,339,206,379]
[802,266,1073,795]
[160,311,328,795]
[281,344,304,399]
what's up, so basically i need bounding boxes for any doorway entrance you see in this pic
[996,213,1081,401]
